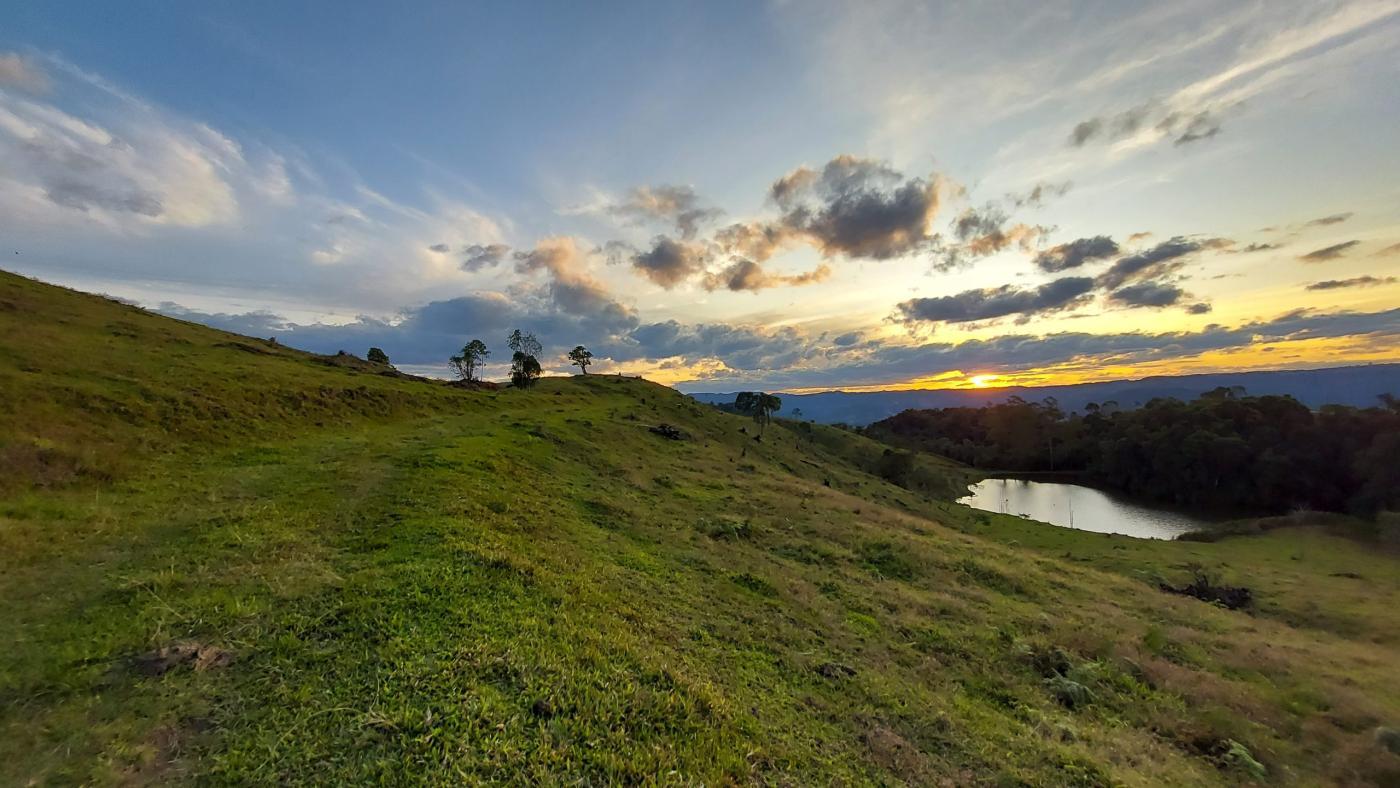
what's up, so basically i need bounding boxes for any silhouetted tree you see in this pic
[734,391,781,439]
[505,330,542,388]
[510,351,542,388]
[449,339,490,381]
[366,347,390,366]
[507,329,542,358]
[568,345,593,374]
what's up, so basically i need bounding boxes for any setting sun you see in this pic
[969,374,999,388]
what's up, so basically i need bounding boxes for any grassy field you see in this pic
[3,269,1399,785]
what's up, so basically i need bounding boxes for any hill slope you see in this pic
[3,270,1399,785]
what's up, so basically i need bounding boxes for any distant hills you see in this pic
[690,363,1400,425]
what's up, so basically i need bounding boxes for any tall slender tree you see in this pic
[449,339,489,381]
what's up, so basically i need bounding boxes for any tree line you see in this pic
[360,332,593,388]
[865,387,1400,516]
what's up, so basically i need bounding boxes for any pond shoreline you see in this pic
[957,476,1224,540]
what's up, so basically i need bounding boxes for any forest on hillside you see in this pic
[866,388,1400,516]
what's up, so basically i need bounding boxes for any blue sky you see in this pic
[3,1,1399,390]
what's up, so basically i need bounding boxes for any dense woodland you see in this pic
[865,388,1400,516]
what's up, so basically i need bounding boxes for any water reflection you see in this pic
[957,477,1211,540]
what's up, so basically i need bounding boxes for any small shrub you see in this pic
[1220,739,1266,780]
[1044,675,1094,710]
[857,541,917,580]
[731,572,777,597]
[698,517,753,540]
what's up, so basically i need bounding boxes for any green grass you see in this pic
[3,269,1399,785]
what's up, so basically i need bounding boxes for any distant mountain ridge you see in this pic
[689,363,1400,425]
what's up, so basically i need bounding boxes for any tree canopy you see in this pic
[568,346,593,374]
[448,339,490,381]
[866,391,1400,516]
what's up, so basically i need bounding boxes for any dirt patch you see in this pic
[862,723,931,781]
[134,642,233,677]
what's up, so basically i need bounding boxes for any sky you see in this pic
[3,0,1399,392]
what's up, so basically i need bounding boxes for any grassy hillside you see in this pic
[2,270,1399,785]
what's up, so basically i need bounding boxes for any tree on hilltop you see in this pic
[568,345,593,374]
[449,339,490,381]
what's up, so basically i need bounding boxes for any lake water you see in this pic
[957,477,1213,540]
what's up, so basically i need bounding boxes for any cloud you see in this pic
[461,242,510,271]
[1186,302,1213,315]
[1375,242,1400,257]
[156,292,1400,392]
[896,277,1095,325]
[1239,242,1280,252]
[1299,240,1360,261]
[769,155,945,260]
[1034,235,1119,272]
[1127,231,1153,243]
[1071,102,1225,148]
[631,235,712,288]
[701,259,831,292]
[1161,110,1222,146]
[1096,236,1232,289]
[934,203,1047,269]
[426,243,451,254]
[713,221,798,262]
[608,184,721,239]
[0,52,48,93]
[511,237,637,330]
[1007,181,1071,209]
[1306,212,1352,227]
[682,307,1400,391]
[1305,276,1397,291]
[1107,281,1185,307]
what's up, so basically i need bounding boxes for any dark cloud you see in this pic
[700,259,831,292]
[631,236,712,289]
[44,178,163,216]
[832,331,863,346]
[1161,111,1221,146]
[1186,302,1213,315]
[1034,235,1119,272]
[1070,102,1223,148]
[1127,231,1153,243]
[1107,281,1185,307]
[462,243,510,271]
[1299,240,1360,262]
[1007,181,1071,209]
[769,155,944,260]
[896,277,1094,325]
[612,155,945,290]
[1306,213,1352,227]
[1096,236,1232,289]
[1069,118,1102,146]
[426,243,451,254]
[609,184,721,240]
[1305,276,1397,291]
[1372,242,1400,257]
[1239,243,1280,253]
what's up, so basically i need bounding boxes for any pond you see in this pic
[957,477,1214,540]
